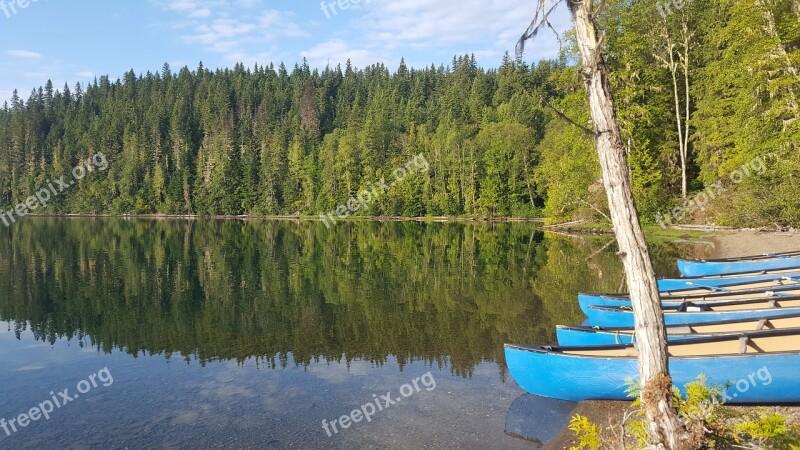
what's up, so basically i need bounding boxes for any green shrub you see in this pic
[570,376,800,449]
[569,414,602,450]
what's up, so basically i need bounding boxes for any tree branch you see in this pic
[516,0,566,58]
[542,97,596,137]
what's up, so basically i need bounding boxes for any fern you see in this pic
[569,414,602,450]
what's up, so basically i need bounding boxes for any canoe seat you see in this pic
[756,319,776,330]
[667,326,693,335]
[739,336,767,354]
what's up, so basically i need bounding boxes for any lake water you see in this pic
[0,219,689,449]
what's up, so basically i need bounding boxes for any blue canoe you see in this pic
[584,297,800,327]
[678,251,800,277]
[556,312,800,346]
[658,271,800,292]
[505,328,800,402]
[578,287,800,316]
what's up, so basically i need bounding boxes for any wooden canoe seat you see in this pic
[756,319,776,330]
[739,336,767,354]
[667,326,693,335]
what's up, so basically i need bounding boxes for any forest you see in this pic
[0,0,798,226]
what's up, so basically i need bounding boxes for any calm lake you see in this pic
[0,219,692,449]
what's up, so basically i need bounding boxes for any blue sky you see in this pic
[0,0,572,104]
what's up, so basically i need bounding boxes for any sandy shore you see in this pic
[708,229,800,258]
[544,229,800,449]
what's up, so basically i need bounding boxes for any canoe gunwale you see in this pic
[678,250,800,264]
[586,299,800,314]
[583,295,800,311]
[659,265,800,280]
[678,256,800,277]
[506,327,800,360]
[582,284,800,302]
[556,311,800,332]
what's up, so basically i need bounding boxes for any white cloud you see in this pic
[181,18,257,46]
[76,71,95,78]
[152,0,309,65]
[148,0,568,71]
[301,39,383,69]
[6,50,43,59]
[362,0,570,61]
[258,10,307,38]
[189,8,212,18]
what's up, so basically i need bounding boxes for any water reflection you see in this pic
[505,394,578,447]
[0,219,688,448]
[0,219,679,374]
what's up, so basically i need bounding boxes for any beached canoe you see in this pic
[556,313,800,346]
[678,251,800,277]
[584,297,800,327]
[577,287,800,316]
[658,272,800,293]
[505,328,800,402]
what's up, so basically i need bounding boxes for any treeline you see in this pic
[0,55,549,218]
[0,0,798,225]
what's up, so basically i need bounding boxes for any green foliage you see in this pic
[689,0,800,227]
[569,415,602,450]
[729,412,800,449]
[579,376,800,448]
[532,70,603,224]
[0,56,549,218]
[1,1,798,225]
[677,375,727,423]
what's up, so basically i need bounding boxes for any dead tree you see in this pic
[517,1,695,448]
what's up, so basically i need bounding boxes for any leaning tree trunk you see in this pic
[567,1,692,448]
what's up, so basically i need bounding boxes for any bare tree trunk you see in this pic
[567,1,692,448]
[655,28,688,198]
[670,58,688,199]
[681,24,692,195]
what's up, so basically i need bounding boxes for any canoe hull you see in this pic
[505,345,799,403]
[658,272,800,292]
[584,305,800,327]
[678,257,800,277]
[578,293,684,315]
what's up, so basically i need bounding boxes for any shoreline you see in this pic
[13,214,797,236]
[16,213,547,224]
